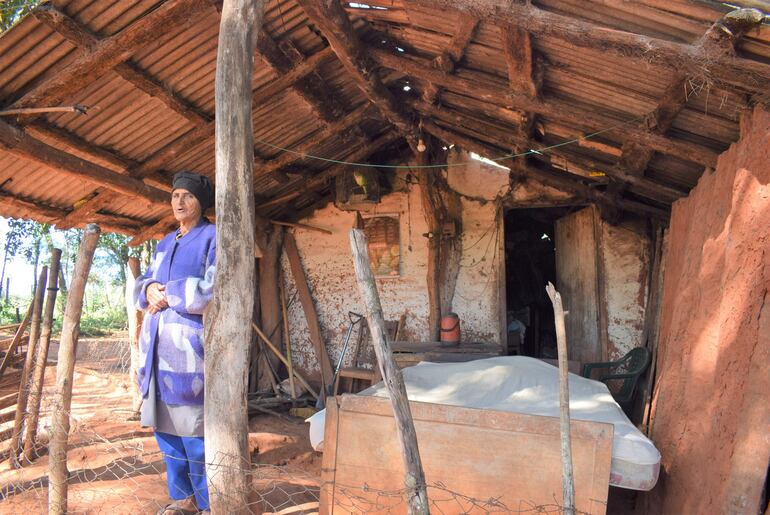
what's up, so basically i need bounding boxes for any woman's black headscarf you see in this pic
[172,171,214,211]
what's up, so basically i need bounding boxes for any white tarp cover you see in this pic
[308,356,661,491]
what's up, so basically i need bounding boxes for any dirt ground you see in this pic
[0,338,322,514]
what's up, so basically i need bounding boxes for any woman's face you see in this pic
[171,188,202,225]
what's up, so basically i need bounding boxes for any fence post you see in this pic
[349,229,430,515]
[22,248,62,462]
[126,257,144,416]
[8,266,47,466]
[48,224,100,515]
[546,282,575,514]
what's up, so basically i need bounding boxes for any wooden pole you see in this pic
[545,281,575,515]
[0,302,33,379]
[48,224,100,515]
[126,257,144,416]
[251,322,319,400]
[22,249,62,462]
[349,229,430,515]
[8,266,48,467]
[280,280,297,399]
[205,1,264,513]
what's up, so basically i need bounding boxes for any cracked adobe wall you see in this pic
[645,106,770,514]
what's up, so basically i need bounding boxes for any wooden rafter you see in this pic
[0,119,168,205]
[370,48,720,168]
[412,101,684,203]
[0,189,143,234]
[6,0,214,118]
[257,131,403,213]
[296,0,421,153]
[407,0,769,98]
[422,121,670,220]
[130,47,336,180]
[617,8,764,179]
[33,5,212,128]
[256,31,345,123]
[255,103,374,179]
[402,4,477,104]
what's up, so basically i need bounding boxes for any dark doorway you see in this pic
[504,207,572,358]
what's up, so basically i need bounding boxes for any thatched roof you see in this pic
[0,0,767,241]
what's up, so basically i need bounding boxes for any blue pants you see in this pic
[155,431,210,510]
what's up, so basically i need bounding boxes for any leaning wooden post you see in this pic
[22,248,62,462]
[126,257,144,416]
[349,229,430,515]
[9,266,47,467]
[205,1,264,513]
[546,282,575,515]
[0,301,33,379]
[48,224,100,515]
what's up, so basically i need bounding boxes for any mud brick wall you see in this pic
[646,106,770,514]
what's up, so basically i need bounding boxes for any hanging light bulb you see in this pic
[417,137,426,153]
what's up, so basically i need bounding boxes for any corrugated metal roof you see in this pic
[0,0,767,234]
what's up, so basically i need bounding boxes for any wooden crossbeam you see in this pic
[402,4,477,104]
[412,101,684,203]
[370,48,719,168]
[422,120,670,220]
[33,5,212,127]
[6,0,213,117]
[0,119,168,205]
[254,103,373,179]
[0,189,144,234]
[257,131,403,212]
[407,0,770,98]
[618,8,764,178]
[256,32,345,123]
[297,0,421,153]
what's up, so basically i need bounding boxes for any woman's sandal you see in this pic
[156,502,200,515]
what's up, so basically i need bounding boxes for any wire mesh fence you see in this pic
[0,336,590,514]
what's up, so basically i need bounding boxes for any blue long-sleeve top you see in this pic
[134,219,216,406]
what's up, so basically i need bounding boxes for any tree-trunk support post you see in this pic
[204,1,264,513]
[48,224,100,515]
[349,229,430,515]
[23,248,62,462]
[126,257,144,415]
[546,281,575,514]
[9,266,48,467]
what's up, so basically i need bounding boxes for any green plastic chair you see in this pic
[581,347,651,410]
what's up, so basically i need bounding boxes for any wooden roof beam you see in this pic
[254,102,374,179]
[257,131,403,212]
[0,119,168,206]
[370,48,720,168]
[6,0,214,118]
[131,47,336,179]
[618,8,764,178]
[413,101,684,203]
[0,189,144,235]
[422,120,670,220]
[296,0,421,154]
[407,1,769,98]
[256,31,345,123]
[33,5,212,128]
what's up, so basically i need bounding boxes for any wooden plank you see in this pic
[554,207,603,364]
[321,395,613,514]
[284,232,334,390]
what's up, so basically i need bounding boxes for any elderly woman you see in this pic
[135,171,216,515]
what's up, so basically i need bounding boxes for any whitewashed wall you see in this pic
[280,166,503,379]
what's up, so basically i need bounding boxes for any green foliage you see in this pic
[0,0,40,32]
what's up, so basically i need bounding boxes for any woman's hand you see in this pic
[146,283,169,314]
